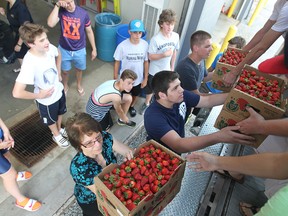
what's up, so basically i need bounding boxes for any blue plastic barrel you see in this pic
[116,24,147,46]
[94,13,122,62]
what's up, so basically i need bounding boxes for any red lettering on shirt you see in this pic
[62,15,81,40]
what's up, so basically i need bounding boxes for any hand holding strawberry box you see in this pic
[212,48,248,92]
[94,140,186,216]
[214,65,287,147]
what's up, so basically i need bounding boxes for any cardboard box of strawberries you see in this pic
[94,140,186,216]
[214,65,287,147]
[211,47,248,92]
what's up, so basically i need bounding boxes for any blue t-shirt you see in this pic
[210,52,223,70]
[70,131,117,204]
[176,56,208,91]
[144,90,200,151]
[58,6,91,51]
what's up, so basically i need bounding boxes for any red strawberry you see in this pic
[123,190,133,199]
[114,189,122,199]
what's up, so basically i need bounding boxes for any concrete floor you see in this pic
[0,0,281,215]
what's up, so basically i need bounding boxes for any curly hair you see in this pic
[65,113,102,152]
[158,9,177,27]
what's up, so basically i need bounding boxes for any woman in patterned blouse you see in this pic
[66,112,134,216]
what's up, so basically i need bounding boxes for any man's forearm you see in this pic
[217,153,288,179]
[47,4,60,27]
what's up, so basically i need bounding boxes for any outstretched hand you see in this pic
[123,148,136,161]
[186,152,218,172]
[218,125,255,146]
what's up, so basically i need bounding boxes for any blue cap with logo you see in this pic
[129,19,145,32]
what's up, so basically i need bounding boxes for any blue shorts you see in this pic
[36,91,67,126]
[59,45,86,71]
[0,129,11,174]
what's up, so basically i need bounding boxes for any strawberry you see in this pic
[140,176,149,186]
[131,167,140,176]
[162,160,169,167]
[143,184,150,192]
[132,193,141,203]
[124,190,133,199]
[134,173,142,181]
[129,180,136,188]
[125,201,137,211]
[140,166,147,175]
[114,189,122,199]
[171,157,180,165]
[162,167,169,175]
[119,169,127,177]
[129,161,137,169]
[148,174,156,184]
[161,179,167,186]
[103,173,110,180]
[151,185,159,194]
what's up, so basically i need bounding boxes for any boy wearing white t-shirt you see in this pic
[12,22,69,148]
[139,9,180,115]
[113,19,149,117]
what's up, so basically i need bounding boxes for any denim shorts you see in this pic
[59,45,86,71]
[0,128,11,174]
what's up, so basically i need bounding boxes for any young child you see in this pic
[12,22,70,148]
[139,9,180,115]
[86,69,137,131]
[208,36,246,72]
[113,19,149,117]
[0,118,41,212]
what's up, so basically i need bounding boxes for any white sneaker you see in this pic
[60,128,68,138]
[52,135,70,148]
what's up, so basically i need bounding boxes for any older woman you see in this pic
[66,112,134,216]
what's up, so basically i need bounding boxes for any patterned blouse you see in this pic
[70,131,117,204]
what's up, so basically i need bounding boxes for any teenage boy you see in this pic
[113,19,149,117]
[47,0,97,96]
[86,69,137,131]
[12,22,70,148]
[144,71,255,155]
[139,9,180,114]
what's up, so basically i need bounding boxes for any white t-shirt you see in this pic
[270,0,288,32]
[148,31,180,76]
[114,38,149,86]
[16,44,64,105]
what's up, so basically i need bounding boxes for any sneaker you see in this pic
[117,118,136,128]
[129,107,137,117]
[52,135,70,148]
[139,103,149,115]
[13,68,21,73]
[60,128,68,138]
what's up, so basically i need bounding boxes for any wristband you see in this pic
[17,44,21,47]
[55,3,60,7]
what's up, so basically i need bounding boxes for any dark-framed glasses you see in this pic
[81,133,102,148]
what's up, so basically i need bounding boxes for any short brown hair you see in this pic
[228,36,246,49]
[158,9,176,27]
[19,22,48,44]
[190,30,211,51]
[152,70,179,100]
[120,69,137,81]
[65,113,102,152]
